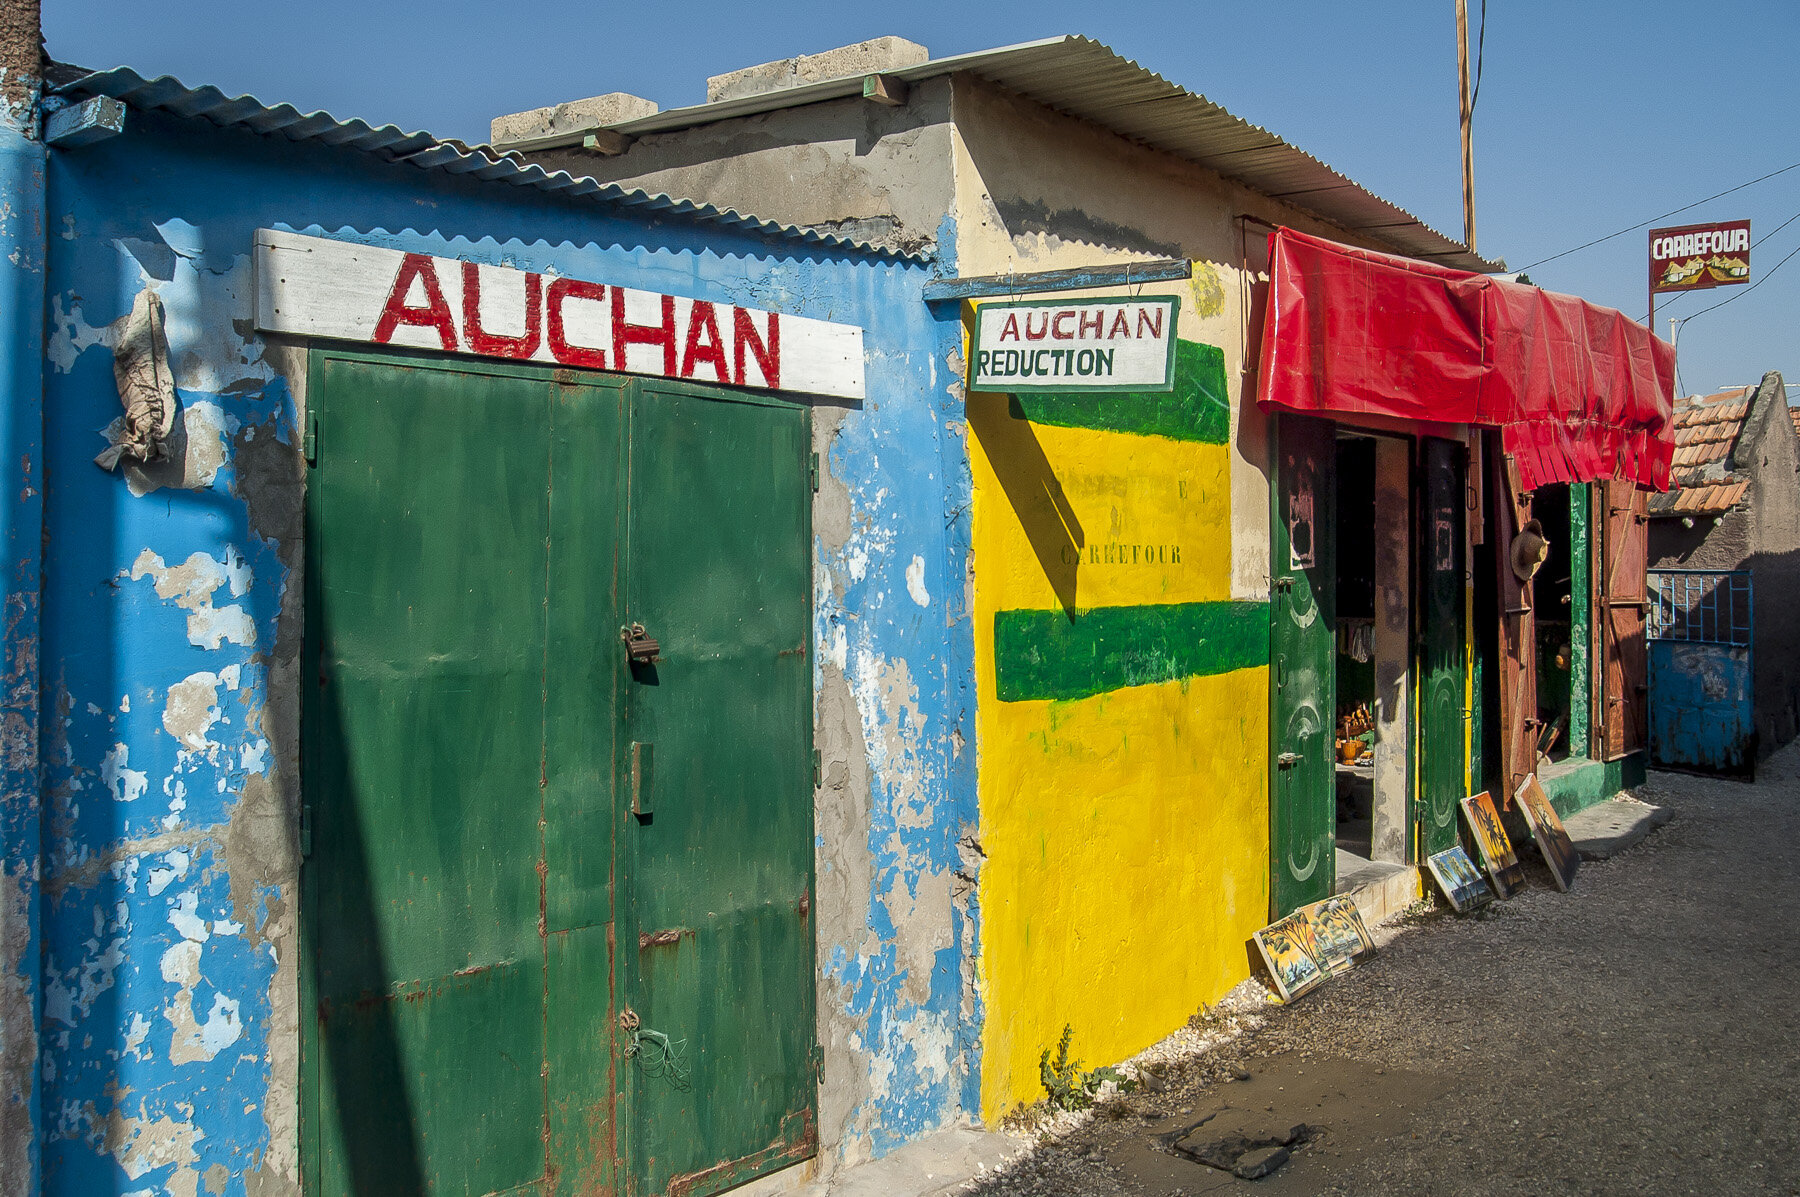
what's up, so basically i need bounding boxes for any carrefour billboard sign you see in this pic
[1649,220,1751,293]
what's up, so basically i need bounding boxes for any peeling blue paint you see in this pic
[0,70,48,1197]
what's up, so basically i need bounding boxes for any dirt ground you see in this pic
[964,748,1800,1196]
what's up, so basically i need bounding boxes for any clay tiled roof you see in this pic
[1649,387,1754,517]
[1790,405,1800,439]
[1654,478,1749,515]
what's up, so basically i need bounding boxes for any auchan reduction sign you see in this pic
[1649,220,1751,293]
[252,229,866,399]
[970,296,1179,393]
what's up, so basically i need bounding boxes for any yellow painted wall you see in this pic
[969,381,1271,1119]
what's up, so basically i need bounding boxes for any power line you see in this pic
[1517,161,1800,272]
[1674,238,1800,328]
[1469,0,1487,114]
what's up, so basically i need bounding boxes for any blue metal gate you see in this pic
[1647,569,1754,774]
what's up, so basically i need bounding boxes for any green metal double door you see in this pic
[302,350,816,1196]
[1269,417,1467,916]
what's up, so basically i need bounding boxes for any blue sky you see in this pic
[46,1,1800,396]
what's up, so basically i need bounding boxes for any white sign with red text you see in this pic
[970,296,1179,393]
[252,229,865,399]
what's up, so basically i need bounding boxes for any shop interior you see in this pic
[1531,484,1576,764]
[1331,432,1411,878]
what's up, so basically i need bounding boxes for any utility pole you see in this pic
[1456,0,1477,255]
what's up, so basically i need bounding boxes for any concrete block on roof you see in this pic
[491,93,660,147]
[706,36,929,103]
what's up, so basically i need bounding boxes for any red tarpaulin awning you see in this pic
[1255,227,1675,491]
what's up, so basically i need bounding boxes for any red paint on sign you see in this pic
[545,277,609,369]
[681,301,731,383]
[373,253,458,350]
[733,308,779,389]
[613,289,679,376]
[461,262,543,359]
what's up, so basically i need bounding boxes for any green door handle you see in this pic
[631,741,653,818]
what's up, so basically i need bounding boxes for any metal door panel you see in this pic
[544,375,629,1192]
[306,353,553,1196]
[544,375,629,934]
[307,352,627,1196]
[1647,569,1754,774]
[317,961,546,1196]
[1416,439,1466,857]
[622,379,815,1196]
[1270,414,1336,916]
[547,925,621,1196]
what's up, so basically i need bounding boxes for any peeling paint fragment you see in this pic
[129,549,256,648]
[101,743,148,803]
[905,555,931,608]
[103,1105,204,1192]
[162,673,223,751]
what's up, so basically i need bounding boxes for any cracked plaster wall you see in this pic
[38,107,967,1195]
[529,79,958,260]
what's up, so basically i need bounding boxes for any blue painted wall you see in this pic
[34,104,975,1193]
[0,64,47,1197]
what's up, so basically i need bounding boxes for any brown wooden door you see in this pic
[1493,445,1538,801]
[1601,480,1649,759]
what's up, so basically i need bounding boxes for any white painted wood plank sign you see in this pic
[970,296,1179,393]
[253,229,865,400]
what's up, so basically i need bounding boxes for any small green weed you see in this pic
[1039,1023,1136,1112]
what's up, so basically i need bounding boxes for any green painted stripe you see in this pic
[994,600,1270,702]
[1009,339,1230,444]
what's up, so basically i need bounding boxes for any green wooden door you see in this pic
[1416,438,1468,858]
[306,356,815,1196]
[542,372,631,1196]
[620,378,817,1197]
[305,352,575,1196]
[1269,414,1337,917]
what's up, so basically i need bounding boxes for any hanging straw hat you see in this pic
[1510,519,1549,583]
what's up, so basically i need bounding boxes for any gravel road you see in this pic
[964,748,1800,1196]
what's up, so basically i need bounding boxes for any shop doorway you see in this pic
[301,349,817,1197]
[1329,434,1415,883]
[1272,422,1469,916]
[1530,484,1578,762]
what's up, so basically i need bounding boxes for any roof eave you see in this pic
[46,64,924,262]
[581,34,1497,273]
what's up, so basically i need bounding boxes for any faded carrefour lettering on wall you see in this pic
[968,334,1271,1117]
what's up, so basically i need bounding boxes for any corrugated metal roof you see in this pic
[47,65,919,260]
[596,35,1495,272]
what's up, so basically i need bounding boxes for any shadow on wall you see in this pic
[1743,545,1800,753]
[302,644,430,1194]
[965,391,1083,617]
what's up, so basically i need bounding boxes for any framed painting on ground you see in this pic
[1302,896,1376,974]
[1252,911,1327,1002]
[1460,791,1526,898]
[1515,774,1580,891]
[1426,845,1495,913]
